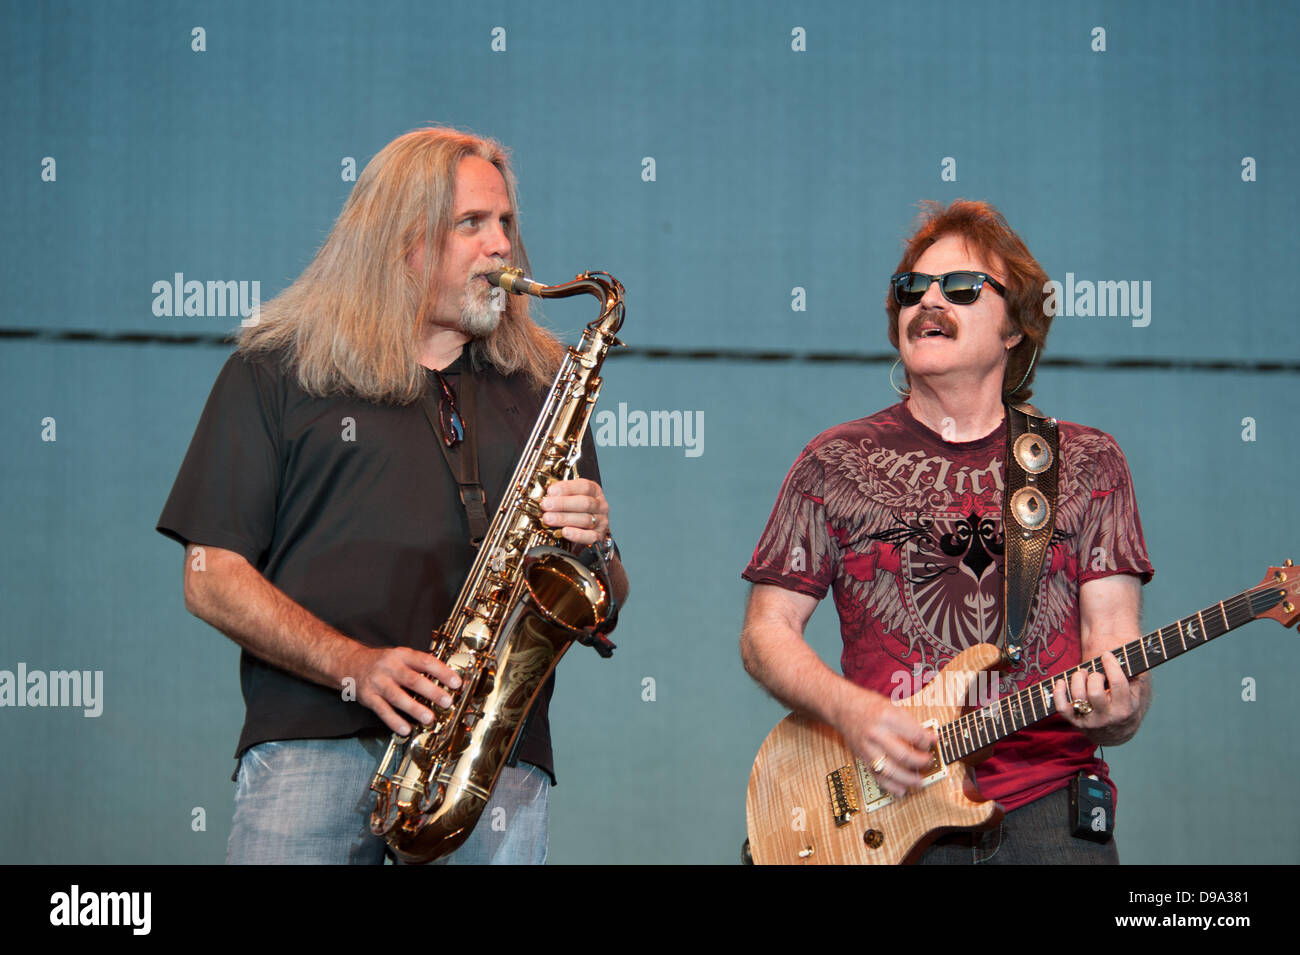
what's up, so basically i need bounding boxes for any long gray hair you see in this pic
[239,126,563,402]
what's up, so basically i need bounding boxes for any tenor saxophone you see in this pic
[369,268,625,863]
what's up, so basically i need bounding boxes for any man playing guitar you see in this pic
[740,200,1152,863]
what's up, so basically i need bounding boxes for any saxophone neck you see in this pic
[582,272,625,339]
[486,269,625,338]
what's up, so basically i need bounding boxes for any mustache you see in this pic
[905,309,957,340]
[469,258,510,282]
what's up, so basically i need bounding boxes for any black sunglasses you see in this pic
[891,271,1007,307]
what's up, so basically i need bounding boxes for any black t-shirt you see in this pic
[157,349,600,782]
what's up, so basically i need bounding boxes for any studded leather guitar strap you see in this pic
[1001,402,1060,666]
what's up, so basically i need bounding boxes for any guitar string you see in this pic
[943,587,1267,760]
[934,585,1279,763]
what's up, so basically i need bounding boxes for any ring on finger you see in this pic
[870,754,888,775]
[1072,699,1093,716]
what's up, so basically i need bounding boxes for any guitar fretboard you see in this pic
[937,585,1281,764]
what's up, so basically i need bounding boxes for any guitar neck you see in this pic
[939,584,1283,763]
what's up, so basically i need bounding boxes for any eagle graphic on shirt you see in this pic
[748,425,1144,689]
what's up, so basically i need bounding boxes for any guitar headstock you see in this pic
[1257,560,1300,628]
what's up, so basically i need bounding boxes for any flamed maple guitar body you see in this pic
[747,643,1004,865]
[746,564,1300,865]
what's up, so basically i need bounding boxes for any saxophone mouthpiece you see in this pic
[484,268,544,297]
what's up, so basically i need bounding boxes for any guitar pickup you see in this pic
[855,760,894,813]
[918,718,948,784]
[855,719,948,814]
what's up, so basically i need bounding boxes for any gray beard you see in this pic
[461,301,500,337]
[460,278,504,338]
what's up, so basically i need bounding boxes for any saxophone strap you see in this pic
[421,366,490,549]
[421,364,618,660]
[1001,401,1060,667]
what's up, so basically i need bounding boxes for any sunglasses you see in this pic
[891,271,1007,307]
[433,371,465,449]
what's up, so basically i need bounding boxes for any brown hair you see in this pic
[885,200,1052,403]
[239,126,563,402]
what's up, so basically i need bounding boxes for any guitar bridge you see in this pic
[826,766,860,826]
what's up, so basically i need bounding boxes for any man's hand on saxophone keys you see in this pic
[343,645,464,738]
[540,478,610,544]
[540,478,629,606]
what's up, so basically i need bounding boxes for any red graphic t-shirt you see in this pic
[742,401,1154,811]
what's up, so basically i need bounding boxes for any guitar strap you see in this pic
[421,368,490,549]
[1000,402,1060,667]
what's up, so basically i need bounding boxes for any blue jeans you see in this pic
[916,786,1119,864]
[226,735,549,864]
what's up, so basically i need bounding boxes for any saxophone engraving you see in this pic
[369,268,625,863]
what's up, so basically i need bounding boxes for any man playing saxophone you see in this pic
[157,126,628,864]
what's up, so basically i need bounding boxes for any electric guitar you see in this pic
[745,562,1300,864]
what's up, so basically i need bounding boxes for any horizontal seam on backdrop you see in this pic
[1,327,1297,375]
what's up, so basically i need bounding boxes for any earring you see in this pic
[889,358,910,398]
[1007,344,1040,395]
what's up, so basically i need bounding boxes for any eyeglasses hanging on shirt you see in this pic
[421,368,488,547]
[433,370,465,449]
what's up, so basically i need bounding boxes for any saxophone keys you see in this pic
[460,617,492,650]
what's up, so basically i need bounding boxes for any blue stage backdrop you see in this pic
[1,0,1297,864]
